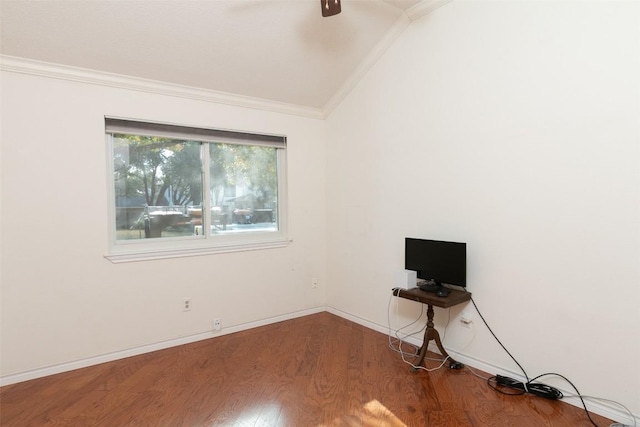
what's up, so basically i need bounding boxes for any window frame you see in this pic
[104,117,290,263]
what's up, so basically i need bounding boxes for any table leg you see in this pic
[411,304,463,372]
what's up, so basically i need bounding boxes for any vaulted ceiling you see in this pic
[1,0,441,114]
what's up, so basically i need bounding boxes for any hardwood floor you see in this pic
[0,312,614,426]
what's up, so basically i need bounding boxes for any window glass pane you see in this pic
[107,119,288,262]
[209,143,278,235]
[113,134,203,240]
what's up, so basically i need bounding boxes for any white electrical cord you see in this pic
[390,291,636,426]
[389,291,492,380]
[464,364,492,381]
[560,394,637,427]
[387,291,451,372]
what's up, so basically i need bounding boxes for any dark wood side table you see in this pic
[392,287,472,371]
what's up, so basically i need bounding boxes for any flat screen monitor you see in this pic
[405,238,466,295]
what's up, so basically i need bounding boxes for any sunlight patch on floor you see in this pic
[218,402,284,426]
[318,399,407,427]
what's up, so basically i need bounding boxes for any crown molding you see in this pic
[1,0,453,121]
[322,13,412,116]
[322,0,453,117]
[405,0,453,22]
[0,55,325,120]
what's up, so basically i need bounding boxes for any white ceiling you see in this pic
[0,0,429,111]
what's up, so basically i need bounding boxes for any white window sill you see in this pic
[105,237,292,263]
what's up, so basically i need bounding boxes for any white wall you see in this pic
[0,70,327,378]
[326,0,639,419]
[1,0,639,422]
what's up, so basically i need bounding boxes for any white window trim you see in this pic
[104,118,290,263]
[105,237,292,263]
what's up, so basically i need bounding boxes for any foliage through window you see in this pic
[106,118,287,261]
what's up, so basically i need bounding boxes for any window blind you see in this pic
[105,117,286,148]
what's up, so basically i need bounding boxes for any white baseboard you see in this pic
[447,348,639,426]
[326,306,394,336]
[3,304,637,426]
[326,305,639,427]
[0,306,325,387]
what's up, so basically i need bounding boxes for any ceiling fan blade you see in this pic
[321,0,341,17]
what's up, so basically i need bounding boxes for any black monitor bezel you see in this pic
[404,238,467,288]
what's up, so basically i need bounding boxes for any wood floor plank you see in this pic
[0,312,616,426]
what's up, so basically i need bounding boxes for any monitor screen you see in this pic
[405,238,466,287]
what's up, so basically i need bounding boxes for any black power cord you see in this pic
[468,292,603,427]
[467,294,530,382]
[488,374,563,400]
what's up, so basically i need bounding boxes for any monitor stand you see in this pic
[418,281,450,297]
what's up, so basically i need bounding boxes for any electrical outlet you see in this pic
[213,318,221,331]
[460,311,472,328]
[311,277,319,289]
[183,297,192,312]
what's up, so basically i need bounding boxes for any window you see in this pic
[105,118,289,262]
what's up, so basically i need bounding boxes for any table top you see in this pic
[393,286,472,308]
